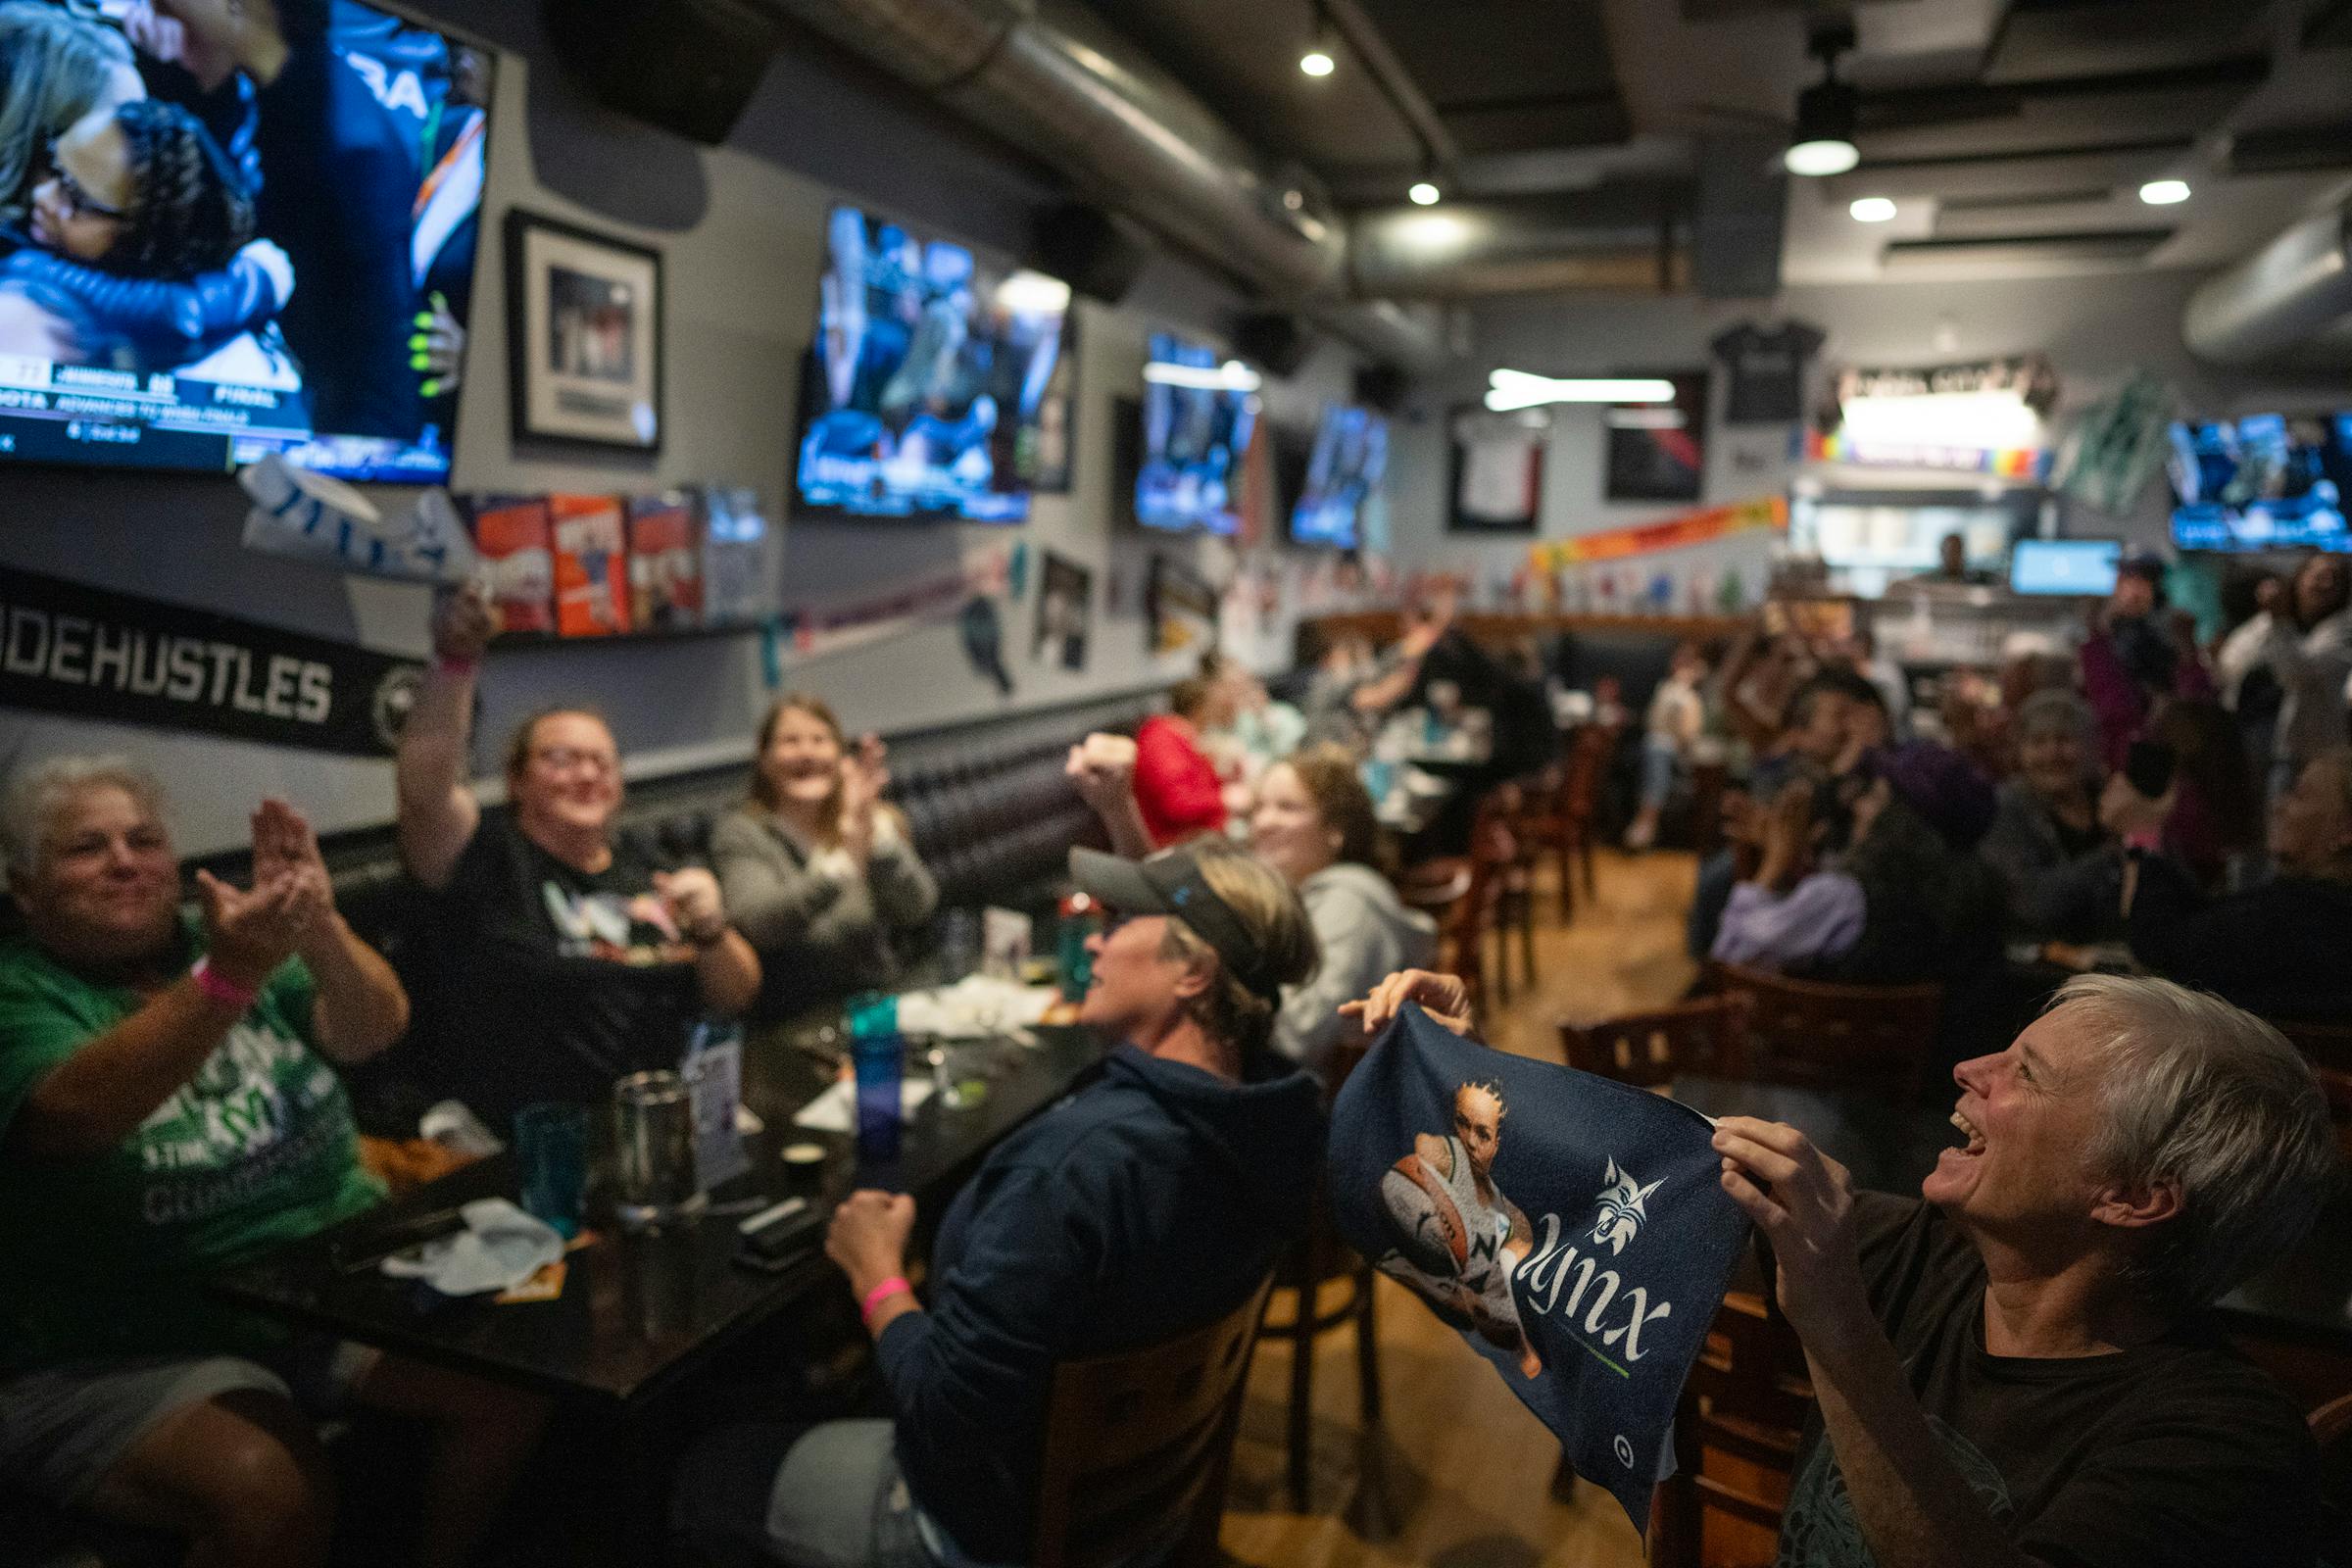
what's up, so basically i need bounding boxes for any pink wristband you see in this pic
[860,1276,913,1328]
[2125,827,2163,854]
[190,956,258,1011]
[434,653,479,677]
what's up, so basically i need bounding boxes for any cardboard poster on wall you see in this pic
[0,566,427,757]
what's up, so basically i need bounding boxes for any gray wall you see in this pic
[0,3,1358,857]
[1386,268,2344,592]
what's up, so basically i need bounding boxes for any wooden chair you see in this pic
[1554,721,1620,916]
[1648,1290,1817,1568]
[1474,783,1537,1003]
[2311,1390,2352,1567]
[1033,1273,1275,1568]
[1256,1040,1382,1512]
[2272,1017,2352,1160]
[1398,856,1485,1019]
[1710,961,1945,1103]
[1559,993,1755,1091]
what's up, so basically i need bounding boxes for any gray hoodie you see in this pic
[1277,861,1437,1076]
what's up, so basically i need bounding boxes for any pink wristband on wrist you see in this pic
[434,654,479,677]
[860,1276,912,1328]
[2125,827,2163,854]
[190,956,258,1010]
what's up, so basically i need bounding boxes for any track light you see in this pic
[1784,26,1859,177]
[1299,4,1336,76]
[1408,179,1441,206]
[1848,196,1896,222]
[2138,178,2190,206]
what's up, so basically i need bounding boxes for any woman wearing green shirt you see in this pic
[0,758,541,1568]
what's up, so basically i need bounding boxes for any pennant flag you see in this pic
[1528,495,1788,576]
[1328,1005,1750,1532]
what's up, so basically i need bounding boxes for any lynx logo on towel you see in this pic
[1329,1004,1750,1534]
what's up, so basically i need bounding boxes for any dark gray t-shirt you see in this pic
[1778,1193,2317,1568]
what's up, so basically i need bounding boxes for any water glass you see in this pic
[853,1030,905,1160]
[514,1102,590,1240]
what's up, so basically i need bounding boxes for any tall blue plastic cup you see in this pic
[847,992,904,1161]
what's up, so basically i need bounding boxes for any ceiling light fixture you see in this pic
[1486,369,1677,412]
[1299,2,1336,76]
[1408,179,1441,206]
[2138,178,2190,206]
[1144,359,1263,392]
[1784,24,1859,177]
[1848,195,1896,222]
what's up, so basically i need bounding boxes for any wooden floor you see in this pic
[1219,849,1700,1568]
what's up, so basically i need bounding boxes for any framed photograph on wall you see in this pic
[1604,371,1708,503]
[1447,403,1547,532]
[507,210,663,452]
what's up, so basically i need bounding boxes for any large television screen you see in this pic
[2168,415,2351,552]
[795,206,1070,523]
[0,0,492,481]
[2010,538,2120,596]
[1134,331,1254,535]
[1291,403,1387,550]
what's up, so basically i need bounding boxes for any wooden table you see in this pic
[211,1023,1106,1403]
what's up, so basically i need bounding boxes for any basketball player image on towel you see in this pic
[1376,1081,1544,1379]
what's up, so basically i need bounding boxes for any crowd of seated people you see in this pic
[8,549,2352,1568]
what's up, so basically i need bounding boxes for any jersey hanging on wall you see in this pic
[1328,1004,1751,1533]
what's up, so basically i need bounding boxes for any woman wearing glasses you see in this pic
[0,27,293,373]
[392,587,760,1128]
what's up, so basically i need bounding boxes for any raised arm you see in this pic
[397,586,492,889]
[1065,733,1152,858]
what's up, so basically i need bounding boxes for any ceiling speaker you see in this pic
[1032,204,1150,305]
[542,0,782,147]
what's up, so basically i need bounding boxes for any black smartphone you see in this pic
[2125,739,2177,799]
[732,1196,825,1273]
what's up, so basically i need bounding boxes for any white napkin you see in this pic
[894,975,1057,1040]
[379,1198,564,1297]
[791,1077,936,1133]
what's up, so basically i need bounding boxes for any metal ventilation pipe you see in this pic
[751,0,1457,368]
[1348,197,1680,299]
[758,0,1339,297]
[2182,203,2352,368]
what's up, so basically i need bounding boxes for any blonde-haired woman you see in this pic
[711,694,939,1017]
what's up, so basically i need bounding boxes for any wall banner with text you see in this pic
[0,566,426,758]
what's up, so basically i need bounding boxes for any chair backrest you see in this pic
[1651,1289,1816,1568]
[2272,1018,2352,1160]
[1711,961,1943,1102]
[1033,1274,1275,1568]
[1560,994,1753,1091]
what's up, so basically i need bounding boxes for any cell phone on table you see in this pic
[732,1196,825,1273]
[2124,739,2177,799]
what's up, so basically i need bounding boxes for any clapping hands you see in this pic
[840,734,890,858]
[197,800,333,989]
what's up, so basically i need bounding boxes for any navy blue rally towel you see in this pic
[1328,1004,1750,1532]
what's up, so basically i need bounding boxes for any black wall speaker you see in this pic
[1032,204,1151,305]
[1353,363,1407,415]
[1235,313,1317,378]
[542,0,783,147]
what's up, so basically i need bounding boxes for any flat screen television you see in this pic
[2009,538,2121,596]
[1133,331,1254,535]
[794,206,1070,522]
[2168,414,2352,552]
[0,0,493,481]
[1291,403,1387,550]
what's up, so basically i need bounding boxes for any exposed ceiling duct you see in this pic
[1348,196,1679,299]
[746,0,1486,366]
[2181,202,2352,368]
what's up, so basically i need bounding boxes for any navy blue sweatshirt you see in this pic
[875,1043,1324,1564]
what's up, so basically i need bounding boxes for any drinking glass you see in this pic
[515,1102,590,1240]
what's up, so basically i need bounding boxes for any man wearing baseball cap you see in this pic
[676,841,1324,1568]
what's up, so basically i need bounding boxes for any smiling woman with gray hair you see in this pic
[0,756,541,1568]
[1361,962,2339,1568]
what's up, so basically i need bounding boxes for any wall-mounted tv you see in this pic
[1133,331,1255,536]
[795,206,1070,523]
[0,0,493,481]
[2009,538,2121,596]
[2168,414,2351,553]
[1291,403,1387,550]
